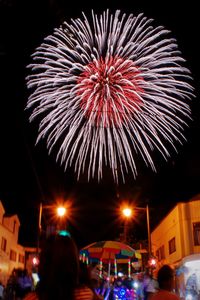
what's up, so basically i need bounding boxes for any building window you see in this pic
[161,245,165,259]
[18,254,25,263]
[156,245,165,261]
[10,250,17,261]
[193,222,200,246]
[169,237,176,254]
[1,237,7,252]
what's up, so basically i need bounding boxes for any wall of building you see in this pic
[0,201,25,285]
[151,199,200,269]
[179,201,200,256]
[2,215,20,244]
[0,202,5,224]
[151,205,182,267]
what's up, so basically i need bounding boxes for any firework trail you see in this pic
[26,10,194,183]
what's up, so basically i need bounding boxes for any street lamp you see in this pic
[122,208,132,218]
[55,206,67,231]
[56,206,67,217]
[122,206,133,244]
[120,203,152,257]
[37,202,68,253]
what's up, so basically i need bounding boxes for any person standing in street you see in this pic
[24,233,80,300]
[23,233,104,300]
[150,265,180,300]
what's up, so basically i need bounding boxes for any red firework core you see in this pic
[77,56,144,127]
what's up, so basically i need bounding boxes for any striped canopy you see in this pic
[80,240,141,263]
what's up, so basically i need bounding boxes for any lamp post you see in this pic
[134,204,152,258]
[120,204,151,257]
[37,202,67,254]
[146,204,151,258]
[38,202,43,236]
[56,206,67,231]
[37,202,43,255]
[122,207,133,244]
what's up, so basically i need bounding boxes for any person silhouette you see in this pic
[24,232,92,300]
[150,265,180,300]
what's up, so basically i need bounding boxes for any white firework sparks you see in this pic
[26,10,194,183]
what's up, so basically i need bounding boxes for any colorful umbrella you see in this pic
[80,240,141,263]
[80,240,141,278]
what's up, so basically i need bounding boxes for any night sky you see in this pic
[0,0,199,249]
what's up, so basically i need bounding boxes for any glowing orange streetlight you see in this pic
[122,207,133,218]
[56,206,67,217]
[55,204,68,231]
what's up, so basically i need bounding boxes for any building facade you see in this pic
[151,198,200,269]
[0,201,25,285]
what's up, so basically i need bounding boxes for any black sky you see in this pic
[0,0,199,249]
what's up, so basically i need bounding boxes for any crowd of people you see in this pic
[0,233,182,300]
[1,268,32,300]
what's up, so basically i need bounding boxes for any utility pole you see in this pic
[146,204,152,258]
[37,202,43,255]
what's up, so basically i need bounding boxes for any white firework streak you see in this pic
[26,10,194,183]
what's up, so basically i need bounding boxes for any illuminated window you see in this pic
[193,222,200,246]
[10,250,17,261]
[168,237,176,254]
[18,254,25,263]
[1,237,7,252]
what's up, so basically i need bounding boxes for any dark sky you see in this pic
[0,0,199,249]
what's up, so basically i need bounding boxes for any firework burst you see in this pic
[26,10,194,182]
